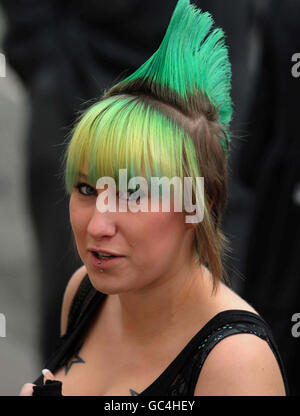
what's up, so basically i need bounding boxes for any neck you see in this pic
[109,263,217,345]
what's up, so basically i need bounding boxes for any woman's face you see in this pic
[69,165,196,294]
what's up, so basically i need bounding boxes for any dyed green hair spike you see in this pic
[109,0,233,154]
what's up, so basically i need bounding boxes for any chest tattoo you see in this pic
[65,353,85,375]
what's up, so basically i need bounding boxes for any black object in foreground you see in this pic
[32,379,63,396]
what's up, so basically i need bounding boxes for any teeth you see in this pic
[95,252,114,259]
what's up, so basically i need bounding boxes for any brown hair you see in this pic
[101,79,232,293]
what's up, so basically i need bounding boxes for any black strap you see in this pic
[66,274,97,334]
[140,310,290,396]
[33,277,104,386]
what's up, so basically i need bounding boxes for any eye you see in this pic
[118,187,145,202]
[74,182,96,196]
[128,189,142,202]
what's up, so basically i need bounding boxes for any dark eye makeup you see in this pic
[74,182,96,196]
[74,182,144,201]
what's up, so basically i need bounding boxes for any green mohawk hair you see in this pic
[105,0,233,155]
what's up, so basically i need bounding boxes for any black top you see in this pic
[33,274,290,396]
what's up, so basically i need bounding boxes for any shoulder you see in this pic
[216,280,260,315]
[194,332,286,396]
[60,265,88,336]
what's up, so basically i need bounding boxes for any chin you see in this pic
[86,270,133,295]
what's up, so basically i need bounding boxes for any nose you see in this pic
[87,205,117,240]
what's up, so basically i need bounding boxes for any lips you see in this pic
[94,251,116,260]
[88,251,125,270]
[88,248,124,257]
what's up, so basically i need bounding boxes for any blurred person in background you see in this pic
[0,0,178,362]
[0,0,255,365]
[238,0,300,396]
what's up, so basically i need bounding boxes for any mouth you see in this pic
[89,251,125,270]
[94,251,117,260]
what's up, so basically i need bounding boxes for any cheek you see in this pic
[69,196,90,243]
[133,211,185,260]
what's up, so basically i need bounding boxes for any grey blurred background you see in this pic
[0,10,41,395]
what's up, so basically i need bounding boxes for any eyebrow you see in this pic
[79,172,88,179]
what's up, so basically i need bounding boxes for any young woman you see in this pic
[20,0,288,396]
